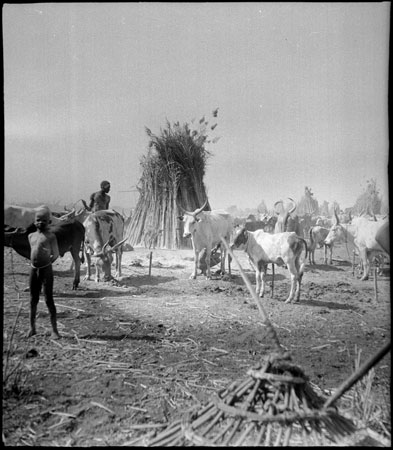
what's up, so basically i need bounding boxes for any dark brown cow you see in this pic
[4,220,85,290]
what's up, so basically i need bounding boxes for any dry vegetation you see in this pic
[3,241,390,446]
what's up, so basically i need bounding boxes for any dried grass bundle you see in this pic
[125,115,219,249]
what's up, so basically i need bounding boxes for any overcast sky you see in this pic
[3,2,390,212]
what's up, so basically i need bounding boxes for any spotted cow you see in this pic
[83,210,127,282]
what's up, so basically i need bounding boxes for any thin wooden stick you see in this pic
[220,237,284,354]
[373,265,378,303]
[148,251,153,276]
[352,250,356,276]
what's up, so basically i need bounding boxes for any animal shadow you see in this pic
[300,299,360,311]
[309,264,344,272]
[120,275,177,288]
[230,272,286,287]
[76,333,160,342]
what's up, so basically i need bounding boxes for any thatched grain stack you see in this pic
[125,113,220,249]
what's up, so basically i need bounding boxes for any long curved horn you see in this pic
[177,198,208,217]
[274,200,283,214]
[194,198,208,216]
[287,198,296,215]
[334,208,340,225]
[59,208,76,220]
[109,236,129,252]
[176,199,193,216]
[91,239,111,257]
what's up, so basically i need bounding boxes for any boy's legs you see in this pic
[28,268,41,337]
[42,266,60,339]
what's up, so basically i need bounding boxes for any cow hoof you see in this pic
[189,274,197,280]
[284,298,292,304]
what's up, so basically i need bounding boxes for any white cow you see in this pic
[324,210,388,280]
[231,227,307,303]
[178,199,233,279]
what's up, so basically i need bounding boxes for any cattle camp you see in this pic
[3,4,390,447]
[3,117,390,446]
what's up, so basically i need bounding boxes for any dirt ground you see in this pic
[3,242,391,446]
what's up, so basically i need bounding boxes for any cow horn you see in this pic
[274,200,283,214]
[334,208,340,225]
[176,199,193,216]
[287,198,296,215]
[59,208,75,220]
[109,236,129,252]
[177,198,208,217]
[92,240,110,257]
[194,198,208,216]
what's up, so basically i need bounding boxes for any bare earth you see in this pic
[3,243,391,446]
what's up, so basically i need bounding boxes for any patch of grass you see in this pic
[348,346,391,439]
[3,298,31,397]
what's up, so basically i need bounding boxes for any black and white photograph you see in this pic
[3,3,390,446]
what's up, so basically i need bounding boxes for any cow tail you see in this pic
[297,238,308,277]
[290,237,308,261]
[309,227,314,248]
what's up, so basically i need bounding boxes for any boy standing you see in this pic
[28,207,60,339]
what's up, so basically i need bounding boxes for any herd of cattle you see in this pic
[4,198,390,305]
[4,201,129,289]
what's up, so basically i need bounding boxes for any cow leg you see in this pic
[328,245,333,264]
[255,268,262,296]
[95,261,100,283]
[322,245,326,264]
[70,249,81,290]
[205,246,212,279]
[284,261,298,303]
[190,248,198,279]
[294,257,305,302]
[116,250,122,278]
[310,246,316,265]
[114,251,118,276]
[220,241,227,276]
[359,249,370,280]
[256,261,267,297]
[220,243,225,275]
[84,252,92,281]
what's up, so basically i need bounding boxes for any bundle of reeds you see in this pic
[125,115,219,249]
